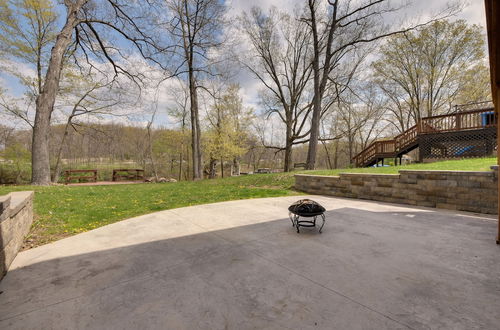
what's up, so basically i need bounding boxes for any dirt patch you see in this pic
[21,214,71,250]
[66,181,144,186]
[248,185,288,190]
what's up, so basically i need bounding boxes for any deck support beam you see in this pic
[485,0,500,244]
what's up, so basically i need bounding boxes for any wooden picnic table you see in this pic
[65,169,98,184]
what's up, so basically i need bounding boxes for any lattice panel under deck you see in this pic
[419,128,497,160]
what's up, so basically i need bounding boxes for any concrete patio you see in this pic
[0,195,499,329]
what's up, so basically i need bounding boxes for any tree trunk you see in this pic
[188,71,203,180]
[306,0,338,170]
[32,1,86,185]
[178,150,183,181]
[321,140,333,170]
[220,158,224,178]
[52,116,73,183]
[208,158,217,179]
[283,120,293,172]
[178,127,185,181]
[305,1,321,171]
[232,157,240,176]
[306,89,321,170]
[147,125,158,181]
[185,140,190,180]
[306,34,321,169]
[283,141,293,172]
[348,135,354,166]
[333,139,339,169]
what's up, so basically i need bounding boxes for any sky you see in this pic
[0,0,489,129]
[228,0,488,115]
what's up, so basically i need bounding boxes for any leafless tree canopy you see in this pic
[0,0,490,184]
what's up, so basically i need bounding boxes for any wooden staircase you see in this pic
[353,107,497,167]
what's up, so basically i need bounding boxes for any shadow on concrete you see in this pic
[0,195,9,279]
[0,207,499,329]
[0,220,5,280]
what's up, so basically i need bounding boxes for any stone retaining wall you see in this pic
[0,191,34,279]
[295,167,498,214]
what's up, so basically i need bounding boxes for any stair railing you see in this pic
[352,107,496,167]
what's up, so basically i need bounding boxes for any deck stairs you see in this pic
[353,107,496,167]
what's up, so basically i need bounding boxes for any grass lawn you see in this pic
[0,173,299,248]
[0,156,496,248]
[305,157,497,176]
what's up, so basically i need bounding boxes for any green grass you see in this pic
[303,157,497,176]
[0,156,496,248]
[0,173,298,247]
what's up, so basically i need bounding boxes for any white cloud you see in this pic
[228,0,487,115]
[458,1,486,27]
[1,0,488,130]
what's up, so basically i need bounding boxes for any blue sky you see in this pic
[0,0,488,128]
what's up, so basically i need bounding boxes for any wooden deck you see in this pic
[353,107,497,167]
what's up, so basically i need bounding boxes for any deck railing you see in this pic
[353,107,496,167]
[419,108,496,134]
[394,125,418,151]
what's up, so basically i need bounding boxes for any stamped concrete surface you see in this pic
[0,195,499,329]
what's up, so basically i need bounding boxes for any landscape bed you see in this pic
[0,157,496,248]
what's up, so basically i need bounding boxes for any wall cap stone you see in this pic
[399,170,493,176]
[7,191,34,217]
[295,174,340,179]
[296,169,496,180]
[339,173,400,178]
[0,195,11,222]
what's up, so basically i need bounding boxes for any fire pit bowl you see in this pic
[288,199,326,233]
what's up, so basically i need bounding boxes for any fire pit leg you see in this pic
[319,213,326,233]
[289,213,300,228]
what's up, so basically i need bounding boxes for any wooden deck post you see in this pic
[456,113,461,130]
[484,0,500,244]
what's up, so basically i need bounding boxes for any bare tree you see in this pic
[167,81,191,181]
[31,0,88,184]
[303,0,461,169]
[241,7,313,172]
[373,19,489,131]
[164,0,226,180]
[30,0,166,184]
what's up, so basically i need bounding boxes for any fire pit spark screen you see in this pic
[288,199,326,233]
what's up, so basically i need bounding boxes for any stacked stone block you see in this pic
[295,167,498,214]
[0,191,34,279]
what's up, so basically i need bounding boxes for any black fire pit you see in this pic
[288,199,326,233]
